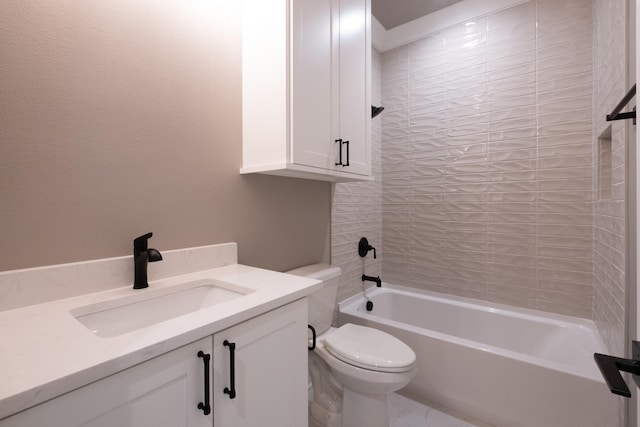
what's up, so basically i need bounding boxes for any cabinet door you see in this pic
[1,337,213,427]
[291,0,335,170]
[336,0,371,176]
[213,299,308,427]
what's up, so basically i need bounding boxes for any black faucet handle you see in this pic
[134,232,154,254]
[358,237,377,259]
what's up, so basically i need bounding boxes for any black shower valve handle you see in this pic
[358,237,376,259]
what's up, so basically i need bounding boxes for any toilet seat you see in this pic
[323,323,416,373]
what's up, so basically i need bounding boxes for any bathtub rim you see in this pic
[338,283,608,383]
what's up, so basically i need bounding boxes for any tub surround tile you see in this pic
[538,96,593,114]
[536,300,592,318]
[368,0,598,319]
[592,0,628,361]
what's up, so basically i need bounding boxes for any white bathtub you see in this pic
[338,284,619,427]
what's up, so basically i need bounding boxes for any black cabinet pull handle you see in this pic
[343,140,350,167]
[335,139,343,165]
[308,324,316,350]
[223,340,237,399]
[197,351,211,415]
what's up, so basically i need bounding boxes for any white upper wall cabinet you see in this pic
[335,0,371,176]
[241,0,372,182]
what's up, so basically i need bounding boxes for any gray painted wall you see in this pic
[0,1,331,274]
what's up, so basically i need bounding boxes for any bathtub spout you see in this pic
[362,274,381,287]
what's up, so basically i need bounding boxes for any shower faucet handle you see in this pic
[358,237,376,259]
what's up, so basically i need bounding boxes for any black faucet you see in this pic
[133,232,163,289]
[362,274,381,287]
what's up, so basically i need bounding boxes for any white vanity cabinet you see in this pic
[214,298,308,426]
[1,300,308,427]
[241,0,372,182]
[1,337,214,427]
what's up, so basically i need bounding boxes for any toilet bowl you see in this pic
[287,264,417,427]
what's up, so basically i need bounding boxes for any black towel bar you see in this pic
[594,341,640,397]
[606,84,636,124]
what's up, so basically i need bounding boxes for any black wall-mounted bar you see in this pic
[606,84,636,125]
[594,340,640,397]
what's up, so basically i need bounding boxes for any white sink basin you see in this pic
[70,279,254,337]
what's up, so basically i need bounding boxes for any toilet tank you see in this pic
[286,264,341,335]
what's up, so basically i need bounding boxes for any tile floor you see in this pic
[388,393,487,427]
[309,388,495,427]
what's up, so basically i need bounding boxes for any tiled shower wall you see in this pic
[331,49,383,303]
[334,0,630,341]
[592,0,627,357]
[379,0,596,318]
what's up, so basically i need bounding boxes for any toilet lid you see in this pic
[323,323,416,372]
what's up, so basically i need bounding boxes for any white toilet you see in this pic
[287,264,417,427]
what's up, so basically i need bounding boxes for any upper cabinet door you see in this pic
[335,0,371,176]
[291,0,335,170]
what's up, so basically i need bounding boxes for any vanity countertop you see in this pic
[0,263,321,420]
